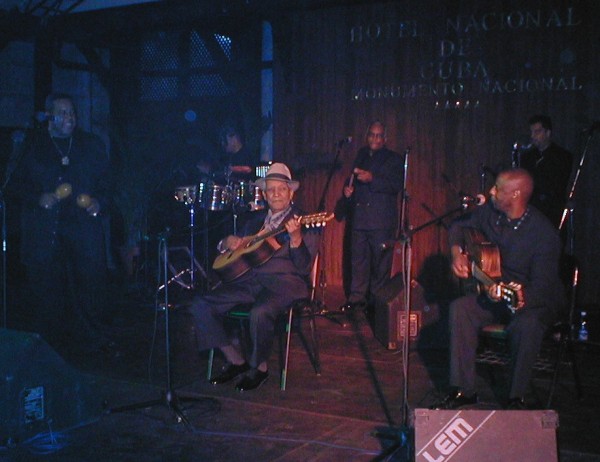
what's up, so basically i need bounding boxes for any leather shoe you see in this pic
[430,390,478,410]
[210,363,250,385]
[235,369,269,391]
[506,398,527,410]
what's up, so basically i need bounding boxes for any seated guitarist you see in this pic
[189,163,321,391]
[432,168,565,410]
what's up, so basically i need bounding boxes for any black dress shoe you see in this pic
[210,363,250,385]
[430,390,478,410]
[235,369,269,391]
[506,398,527,410]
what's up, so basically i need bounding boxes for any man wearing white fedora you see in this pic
[190,163,321,391]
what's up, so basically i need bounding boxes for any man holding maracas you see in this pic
[9,92,113,354]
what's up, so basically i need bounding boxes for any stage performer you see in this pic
[190,163,320,391]
[10,92,112,353]
[339,120,404,313]
[431,168,564,410]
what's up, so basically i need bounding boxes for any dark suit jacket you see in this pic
[520,142,573,227]
[10,129,109,266]
[347,146,404,231]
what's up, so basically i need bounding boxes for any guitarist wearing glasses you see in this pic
[431,168,564,410]
[190,163,323,391]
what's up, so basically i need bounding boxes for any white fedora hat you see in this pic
[255,162,300,192]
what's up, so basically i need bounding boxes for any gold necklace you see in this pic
[51,136,72,166]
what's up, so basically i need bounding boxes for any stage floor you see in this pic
[2,280,600,461]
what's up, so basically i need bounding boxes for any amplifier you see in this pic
[413,408,559,462]
[372,275,440,350]
[0,329,101,444]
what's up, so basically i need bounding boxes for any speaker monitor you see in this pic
[372,274,440,350]
[0,328,101,444]
[413,408,558,462]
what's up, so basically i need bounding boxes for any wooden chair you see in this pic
[206,252,322,390]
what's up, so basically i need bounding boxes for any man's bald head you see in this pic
[498,168,534,204]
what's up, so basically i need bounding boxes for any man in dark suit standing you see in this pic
[190,163,320,391]
[519,114,574,228]
[340,121,405,312]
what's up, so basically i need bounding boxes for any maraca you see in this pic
[55,182,72,199]
[77,194,92,208]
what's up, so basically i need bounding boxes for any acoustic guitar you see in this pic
[212,212,334,282]
[462,228,525,313]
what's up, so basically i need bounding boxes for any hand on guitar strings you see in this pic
[486,283,503,302]
[222,235,243,252]
[450,246,470,279]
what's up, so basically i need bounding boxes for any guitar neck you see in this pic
[471,262,496,287]
[247,211,333,247]
[248,225,286,246]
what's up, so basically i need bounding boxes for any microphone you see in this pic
[336,136,353,147]
[461,194,486,206]
[34,112,62,124]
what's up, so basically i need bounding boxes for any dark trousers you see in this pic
[25,230,108,349]
[449,294,547,399]
[190,271,308,368]
[348,228,395,304]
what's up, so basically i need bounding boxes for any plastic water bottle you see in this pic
[578,311,589,342]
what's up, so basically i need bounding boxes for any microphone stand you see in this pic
[372,197,468,462]
[108,230,209,426]
[311,139,348,326]
[372,147,413,461]
[0,128,30,328]
[558,125,597,254]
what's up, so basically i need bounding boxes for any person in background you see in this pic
[519,114,574,228]
[198,123,256,185]
[339,121,404,313]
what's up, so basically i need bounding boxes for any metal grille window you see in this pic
[190,30,215,67]
[140,76,178,101]
[140,29,234,100]
[214,34,232,61]
[141,31,180,71]
[190,74,230,97]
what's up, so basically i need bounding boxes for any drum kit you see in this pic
[172,177,266,290]
[174,180,265,213]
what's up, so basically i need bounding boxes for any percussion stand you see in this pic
[108,231,209,426]
[182,199,208,291]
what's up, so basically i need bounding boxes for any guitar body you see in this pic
[463,228,501,280]
[462,228,525,312]
[212,236,281,283]
[212,212,334,283]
